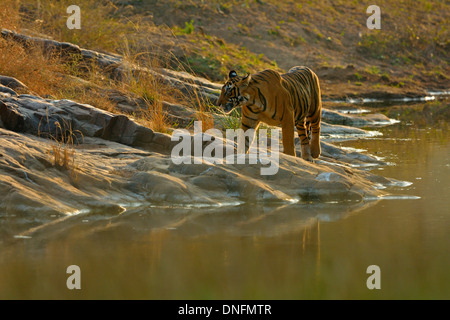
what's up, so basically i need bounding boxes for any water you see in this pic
[0,104,448,299]
[324,89,450,105]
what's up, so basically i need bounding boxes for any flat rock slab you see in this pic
[0,94,178,153]
[322,108,395,127]
[0,76,28,91]
[0,126,390,220]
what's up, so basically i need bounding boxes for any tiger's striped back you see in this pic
[281,66,322,138]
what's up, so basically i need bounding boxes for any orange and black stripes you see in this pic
[217,66,322,160]
[280,67,322,146]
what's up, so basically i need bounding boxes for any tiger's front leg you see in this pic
[308,107,322,159]
[238,123,258,154]
[239,107,260,154]
[296,119,313,162]
[281,108,296,157]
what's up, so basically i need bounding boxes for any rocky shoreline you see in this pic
[0,79,396,216]
[0,31,405,219]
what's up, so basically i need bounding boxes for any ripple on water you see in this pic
[365,195,421,201]
[341,146,368,153]
[387,180,413,187]
[145,201,245,210]
[13,235,32,239]
[328,90,449,105]
[325,130,383,142]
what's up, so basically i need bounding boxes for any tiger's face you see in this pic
[217,70,251,113]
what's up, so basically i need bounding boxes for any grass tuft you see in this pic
[39,114,84,183]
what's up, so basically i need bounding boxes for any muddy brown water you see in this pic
[0,102,448,299]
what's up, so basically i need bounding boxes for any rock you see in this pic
[190,175,228,192]
[0,114,397,241]
[0,95,156,149]
[79,48,122,69]
[114,64,220,104]
[147,131,182,154]
[0,100,25,131]
[1,29,82,57]
[99,113,155,147]
[0,123,388,209]
[124,123,155,148]
[159,68,222,91]
[0,129,139,218]
[0,76,28,91]
[0,84,18,96]
[320,122,377,139]
[316,172,343,182]
[322,108,394,127]
[162,101,197,127]
[126,171,196,203]
[319,141,386,166]
[0,74,392,216]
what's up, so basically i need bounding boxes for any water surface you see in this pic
[0,104,448,299]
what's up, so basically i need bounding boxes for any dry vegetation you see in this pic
[1,0,448,128]
[0,0,217,134]
[0,37,65,96]
[127,0,449,91]
[0,0,19,30]
[0,1,66,96]
[2,0,448,100]
[45,119,83,183]
[0,0,172,177]
[1,0,229,177]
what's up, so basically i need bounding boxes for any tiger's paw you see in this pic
[310,136,321,159]
[301,154,314,162]
[300,144,313,162]
[310,145,321,159]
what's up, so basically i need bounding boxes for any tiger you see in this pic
[217,66,322,161]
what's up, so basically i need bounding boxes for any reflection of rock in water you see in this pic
[7,200,379,244]
[147,200,379,237]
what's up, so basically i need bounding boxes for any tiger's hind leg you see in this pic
[305,120,311,140]
[309,72,322,159]
[296,121,313,162]
[310,131,320,159]
[308,110,321,159]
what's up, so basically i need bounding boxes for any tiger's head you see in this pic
[217,70,251,113]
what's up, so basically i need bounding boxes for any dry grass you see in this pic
[0,0,19,30]
[39,115,83,183]
[138,99,170,134]
[18,0,132,53]
[115,43,181,133]
[191,91,215,132]
[0,0,224,134]
[56,85,118,113]
[0,32,123,123]
[0,1,176,132]
[0,37,66,96]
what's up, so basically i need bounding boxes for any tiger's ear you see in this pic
[229,70,238,79]
[240,73,251,87]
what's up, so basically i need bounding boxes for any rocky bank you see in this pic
[0,31,401,219]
